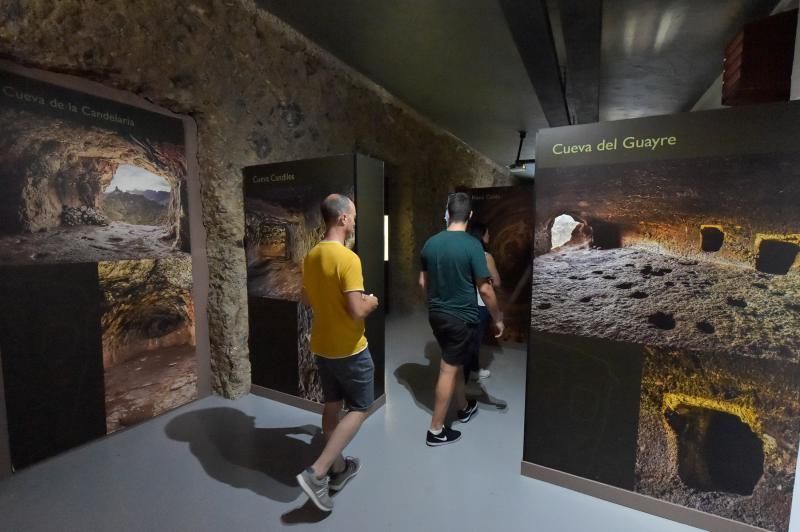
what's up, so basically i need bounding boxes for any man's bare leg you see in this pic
[311,406,367,478]
[430,359,468,431]
[316,401,346,475]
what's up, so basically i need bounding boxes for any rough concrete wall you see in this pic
[0,0,509,397]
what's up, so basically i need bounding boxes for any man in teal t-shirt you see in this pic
[419,192,504,447]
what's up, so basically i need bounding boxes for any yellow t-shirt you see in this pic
[303,241,368,358]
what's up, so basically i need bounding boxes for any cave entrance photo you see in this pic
[700,225,724,252]
[755,237,799,275]
[665,402,764,496]
[550,214,582,250]
[0,70,190,265]
[103,165,171,227]
[527,102,800,532]
[0,66,204,471]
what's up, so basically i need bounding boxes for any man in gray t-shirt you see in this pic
[419,192,504,446]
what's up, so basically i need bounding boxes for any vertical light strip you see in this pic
[384,215,389,261]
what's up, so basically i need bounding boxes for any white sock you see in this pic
[429,426,443,435]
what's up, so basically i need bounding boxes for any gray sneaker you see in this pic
[296,468,333,512]
[329,457,360,492]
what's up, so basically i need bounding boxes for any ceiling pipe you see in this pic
[510,130,536,173]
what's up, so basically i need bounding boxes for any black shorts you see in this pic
[428,311,479,366]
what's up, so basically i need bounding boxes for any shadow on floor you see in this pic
[280,500,331,525]
[394,342,508,421]
[393,341,440,415]
[470,380,509,411]
[164,407,327,505]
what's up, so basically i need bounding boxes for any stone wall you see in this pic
[0,0,509,397]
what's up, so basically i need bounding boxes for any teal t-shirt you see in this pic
[420,230,491,323]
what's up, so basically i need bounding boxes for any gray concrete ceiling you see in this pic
[601,0,780,121]
[256,0,781,174]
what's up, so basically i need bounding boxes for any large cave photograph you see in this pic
[531,152,800,531]
[0,74,190,265]
[100,257,197,433]
[532,153,800,360]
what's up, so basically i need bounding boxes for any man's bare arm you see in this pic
[345,291,379,320]
[418,271,427,294]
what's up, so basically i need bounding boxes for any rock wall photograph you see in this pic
[470,185,534,344]
[527,105,800,532]
[0,70,190,265]
[0,68,199,468]
[244,159,355,401]
[531,153,800,361]
[245,186,353,301]
[99,258,198,433]
[636,346,800,532]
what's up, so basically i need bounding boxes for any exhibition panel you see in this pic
[0,65,208,471]
[243,154,385,404]
[525,102,800,532]
[469,185,534,344]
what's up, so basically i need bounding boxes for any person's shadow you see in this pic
[473,336,508,411]
[393,341,440,414]
[394,342,508,421]
[164,407,330,523]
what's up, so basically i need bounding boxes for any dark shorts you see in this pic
[428,311,479,366]
[314,348,375,411]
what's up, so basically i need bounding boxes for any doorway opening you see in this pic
[700,226,724,252]
[665,404,764,495]
[755,239,799,275]
[550,214,581,250]
[103,165,171,226]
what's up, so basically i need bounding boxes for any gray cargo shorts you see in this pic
[314,347,375,411]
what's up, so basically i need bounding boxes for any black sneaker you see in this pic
[426,426,462,447]
[457,399,478,423]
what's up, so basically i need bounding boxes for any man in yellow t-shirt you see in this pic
[296,194,379,513]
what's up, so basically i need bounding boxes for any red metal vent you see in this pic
[722,9,797,106]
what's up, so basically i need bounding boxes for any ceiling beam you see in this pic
[560,0,602,123]
[499,0,570,127]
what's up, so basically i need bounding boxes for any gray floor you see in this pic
[0,312,773,532]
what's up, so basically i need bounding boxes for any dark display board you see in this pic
[526,102,800,532]
[243,154,385,403]
[469,185,534,343]
[0,66,201,471]
[0,264,106,470]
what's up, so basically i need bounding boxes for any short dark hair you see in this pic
[468,219,488,251]
[320,194,351,226]
[447,192,471,224]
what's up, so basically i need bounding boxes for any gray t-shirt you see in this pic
[420,230,491,323]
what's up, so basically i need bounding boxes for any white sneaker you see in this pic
[470,369,491,380]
